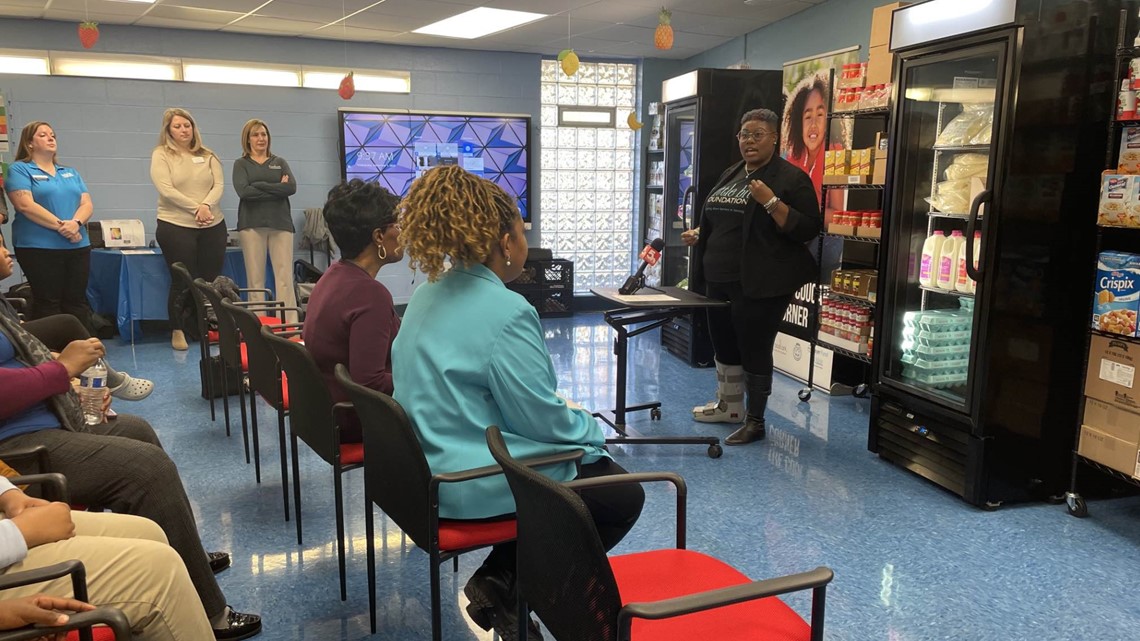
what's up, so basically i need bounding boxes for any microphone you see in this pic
[619,238,665,295]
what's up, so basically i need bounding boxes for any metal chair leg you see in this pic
[430,551,442,641]
[220,365,231,437]
[335,465,347,601]
[238,380,250,464]
[367,499,377,634]
[291,432,302,545]
[249,390,262,484]
[278,407,290,521]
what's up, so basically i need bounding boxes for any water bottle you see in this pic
[78,358,108,426]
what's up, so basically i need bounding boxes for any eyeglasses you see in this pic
[737,130,774,142]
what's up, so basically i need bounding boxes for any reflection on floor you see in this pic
[106,312,1140,641]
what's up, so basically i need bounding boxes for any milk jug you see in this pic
[919,231,945,288]
[936,230,963,290]
[969,231,981,294]
[955,231,980,293]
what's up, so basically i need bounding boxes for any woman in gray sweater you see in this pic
[233,119,298,322]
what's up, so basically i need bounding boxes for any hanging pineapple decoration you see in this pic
[654,8,673,50]
[558,48,579,77]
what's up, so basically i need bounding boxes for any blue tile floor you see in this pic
[104,313,1140,641]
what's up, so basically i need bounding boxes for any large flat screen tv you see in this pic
[338,109,531,223]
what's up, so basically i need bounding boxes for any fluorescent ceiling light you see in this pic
[0,54,49,75]
[302,70,410,93]
[183,63,299,87]
[112,0,157,3]
[413,8,546,39]
[53,56,179,81]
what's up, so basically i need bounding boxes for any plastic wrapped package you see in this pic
[926,179,973,213]
[943,153,989,180]
[935,103,995,147]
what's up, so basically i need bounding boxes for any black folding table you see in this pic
[590,286,728,458]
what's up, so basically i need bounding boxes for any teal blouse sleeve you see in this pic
[487,304,605,447]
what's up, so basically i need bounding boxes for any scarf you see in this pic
[0,298,85,432]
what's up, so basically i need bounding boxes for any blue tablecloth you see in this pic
[88,247,275,341]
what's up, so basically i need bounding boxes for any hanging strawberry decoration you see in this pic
[338,71,355,100]
[654,8,673,50]
[78,21,100,49]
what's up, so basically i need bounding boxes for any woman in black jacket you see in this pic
[682,108,821,445]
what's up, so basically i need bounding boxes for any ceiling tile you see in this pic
[223,15,324,35]
[45,0,152,17]
[143,5,247,25]
[163,0,267,12]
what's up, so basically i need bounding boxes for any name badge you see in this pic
[268,164,282,170]
[32,175,48,180]
[61,172,74,178]
[192,156,206,164]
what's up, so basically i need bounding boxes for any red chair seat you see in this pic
[67,627,116,640]
[610,549,810,641]
[341,442,364,465]
[209,314,282,343]
[437,518,517,552]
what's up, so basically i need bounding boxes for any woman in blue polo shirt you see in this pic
[4,121,94,329]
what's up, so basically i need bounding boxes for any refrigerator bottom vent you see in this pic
[876,406,969,499]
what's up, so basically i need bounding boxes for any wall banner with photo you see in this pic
[775,47,859,345]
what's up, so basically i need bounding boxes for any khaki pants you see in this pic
[239,228,297,323]
[0,511,213,641]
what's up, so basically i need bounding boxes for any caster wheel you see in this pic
[707,444,723,459]
[650,408,662,421]
[1065,493,1088,518]
[853,384,870,398]
[798,389,812,402]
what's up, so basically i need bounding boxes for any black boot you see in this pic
[725,373,772,446]
[464,565,543,641]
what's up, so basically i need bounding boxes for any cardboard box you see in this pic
[833,149,850,175]
[1085,334,1140,413]
[867,44,894,86]
[827,223,857,236]
[1118,126,1140,174]
[871,3,906,48]
[823,174,871,185]
[1083,397,1140,444]
[872,157,889,185]
[1078,425,1140,478]
[824,150,836,175]
[1092,251,1140,337]
[1098,173,1140,228]
[856,225,882,239]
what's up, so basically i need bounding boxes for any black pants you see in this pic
[156,221,227,332]
[481,457,646,573]
[14,246,93,332]
[704,280,792,376]
[22,314,90,351]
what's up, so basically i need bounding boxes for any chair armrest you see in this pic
[0,446,50,476]
[433,450,585,485]
[0,606,131,641]
[238,287,274,296]
[7,474,68,504]
[273,329,304,339]
[0,560,88,600]
[227,300,280,309]
[565,472,686,548]
[270,322,304,331]
[618,566,834,637]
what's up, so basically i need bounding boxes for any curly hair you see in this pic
[399,165,520,282]
[322,179,400,259]
[783,74,829,160]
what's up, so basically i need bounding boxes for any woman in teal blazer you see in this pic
[394,166,644,641]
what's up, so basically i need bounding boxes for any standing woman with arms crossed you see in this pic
[232,119,298,322]
[150,108,226,351]
[4,122,95,331]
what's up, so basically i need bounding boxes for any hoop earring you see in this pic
[377,244,387,261]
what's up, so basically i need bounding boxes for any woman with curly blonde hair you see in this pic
[392,165,644,641]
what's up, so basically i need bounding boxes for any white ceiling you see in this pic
[0,0,824,60]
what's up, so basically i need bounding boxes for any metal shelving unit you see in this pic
[1064,15,1140,519]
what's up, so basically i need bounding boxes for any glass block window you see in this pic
[540,59,638,293]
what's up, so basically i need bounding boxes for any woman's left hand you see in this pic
[748,179,776,206]
[56,220,82,243]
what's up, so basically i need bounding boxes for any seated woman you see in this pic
[0,475,215,641]
[22,313,153,401]
[393,165,645,641]
[0,231,261,641]
[302,179,402,439]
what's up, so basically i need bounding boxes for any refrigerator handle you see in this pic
[965,189,991,281]
[682,185,697,229]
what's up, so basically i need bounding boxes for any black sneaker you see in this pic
[208,551,231,574]
[463,571,542,641]
[213,607,261,640]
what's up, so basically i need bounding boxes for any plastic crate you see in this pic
[512,259,574,289]
[520,288,573,318]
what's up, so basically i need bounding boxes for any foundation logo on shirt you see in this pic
[705,182,751,208]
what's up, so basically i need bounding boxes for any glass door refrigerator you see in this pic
[656,68,784,367]
[868,0,1124,507]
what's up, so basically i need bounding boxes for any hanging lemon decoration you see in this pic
[558,49,580,77]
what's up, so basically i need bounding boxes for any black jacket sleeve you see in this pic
[776,167,822,244]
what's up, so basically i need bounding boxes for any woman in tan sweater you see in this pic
[150,108,226,351]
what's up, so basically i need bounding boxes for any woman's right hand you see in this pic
[681,228,700,247]
[194,204,214,227]
[57,339,104,378]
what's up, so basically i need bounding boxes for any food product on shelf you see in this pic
[1098,173,1140,228]
[955,231,981,294]
[1119,126,1140,174]
[943,153,989,180]
[936,230,964,291]
[1092,251,1140,337]
[899,305,974,389]
[919,230,945,288]
[935,103,994,146]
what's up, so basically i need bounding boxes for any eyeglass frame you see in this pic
[737,130,775,142]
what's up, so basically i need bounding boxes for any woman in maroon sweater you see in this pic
[302,180,403,438]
